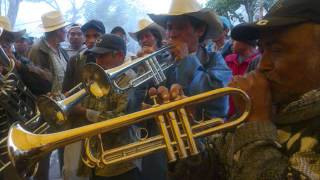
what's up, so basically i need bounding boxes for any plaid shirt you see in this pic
[81,74,139,177]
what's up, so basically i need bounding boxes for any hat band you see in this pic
[43,21,66,29]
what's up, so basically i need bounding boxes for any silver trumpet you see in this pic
[110,45,173,91]
[37,45,173,127]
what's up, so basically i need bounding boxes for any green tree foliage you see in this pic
[206,0,277,23]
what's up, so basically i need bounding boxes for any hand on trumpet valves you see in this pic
[148,84,187,103]
[148,84,197,120]
[228,71,272,122]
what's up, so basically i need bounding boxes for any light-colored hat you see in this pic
[0,16,26,42]
[148,0,223,40]
[129,18,165,41]
[39,11,68,32]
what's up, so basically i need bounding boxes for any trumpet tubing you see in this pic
[0,46,50,174]
[8,87,250,178]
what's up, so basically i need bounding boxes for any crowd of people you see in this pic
[0,0,319,179]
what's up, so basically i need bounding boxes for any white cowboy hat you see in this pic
[0,16,26,42]
[39,11,68,32]
[148,0,223,40]
[129,18,165,41]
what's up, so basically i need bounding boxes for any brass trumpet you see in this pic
[8,87,250,178]
[37,45,172,127]
[0,46,49,174]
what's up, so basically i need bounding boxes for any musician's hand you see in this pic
[141,102,152,110]
[168,40,189,62]
[170,84,186,100]
[46,92,65,101]
[137,46,155,57]
[228,71,272,122]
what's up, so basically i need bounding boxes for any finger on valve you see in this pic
[170,84,185,100]
[157,86,170,103]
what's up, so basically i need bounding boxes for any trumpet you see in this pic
[8,87,250,178]
[104,45,173,93]
[37,45,173,127]
[0,46,49,174]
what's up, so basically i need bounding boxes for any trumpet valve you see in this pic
[149,87,158,106]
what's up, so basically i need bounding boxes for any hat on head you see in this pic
[111,26,126,35]
[67,23,81,32]
[88,34,126,56]
[0,16,26,42]
[39,11,68,32]
[129,18,165,41]
[231,0,320,41]
[81,20,105,34]
[148,0,223,40]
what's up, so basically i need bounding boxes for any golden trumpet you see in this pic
[8,87,250,178]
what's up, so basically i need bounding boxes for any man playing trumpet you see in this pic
[155,0,320,179]
[148,0,232,120]
[69,34,142,180]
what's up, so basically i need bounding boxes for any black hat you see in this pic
[231,0,320,41]
[88,34,126,55]
[111,26,126,35]
[81,20,105,34]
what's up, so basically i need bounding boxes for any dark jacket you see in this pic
[62,49,95,92]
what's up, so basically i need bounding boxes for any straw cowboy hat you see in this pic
[39,11,69,32]
[129,18,165,41]
[0,16,26,42]
[148,0,223,40]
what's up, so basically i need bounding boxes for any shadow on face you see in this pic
[258,23,320,105]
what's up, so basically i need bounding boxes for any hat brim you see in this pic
[88,47,114,55]
[129,23,165,41]
[148,8,223,40]
[0,29,26,42]
[39,22,69,32]
[231,17,307,41]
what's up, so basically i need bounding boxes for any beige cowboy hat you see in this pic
[129,18,165,41]
[148,0,223,40]
[39,10,69,32]
[0,16,26,42]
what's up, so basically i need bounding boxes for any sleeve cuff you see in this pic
[233,121,279,152]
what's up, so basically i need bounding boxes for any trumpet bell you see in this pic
[8,123,41,178]
[82,63,111,97]
[37,96,68,127]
